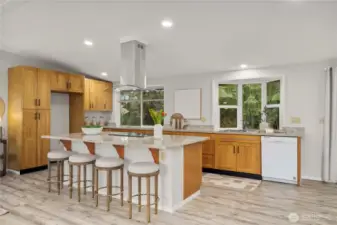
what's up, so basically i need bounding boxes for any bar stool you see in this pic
[47,151,74,195]
[68,153,96,202]
[94,157,124,211]
[128,162,159,223]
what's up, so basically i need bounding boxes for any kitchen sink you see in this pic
[219,129,250,133]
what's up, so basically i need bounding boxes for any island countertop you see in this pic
[41,132,209,149]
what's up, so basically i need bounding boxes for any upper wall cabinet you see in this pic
[14,67,51,110]
[50,72,84,93]
[84,78,113,111]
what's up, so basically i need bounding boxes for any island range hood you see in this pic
[114,39,148,90]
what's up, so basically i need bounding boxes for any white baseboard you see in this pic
[170,190,200,213]
[6,169,20,175]
[301,176,322,181]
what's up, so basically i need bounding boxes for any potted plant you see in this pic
[149,109,167,139]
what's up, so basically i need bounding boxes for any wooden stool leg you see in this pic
[120,167,124,206]
[77,165,81,202]
[61,161,64,189]
[95,167,99,207]
[138,177,141,212]
[109,170,113,202]
[128,174,132,219]
[69,164,73,199]
[84,164,87,195]
[57,161,61,195]
[155,174,158,214]
[92,163,95,199]
[47,160,51,193]
[146,176,151,223]
[106,170,110,211]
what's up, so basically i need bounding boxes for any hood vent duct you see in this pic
[115,39,147,90]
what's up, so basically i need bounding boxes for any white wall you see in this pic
[50,93,69,151]
[149,61,332,180]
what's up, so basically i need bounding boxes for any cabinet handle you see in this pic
[38,99,41,106]
[104,103,106,109]
[66,81,70,89]
[237,146,240,154]
[34,112,37,120]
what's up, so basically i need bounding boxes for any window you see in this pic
[120,88,164,126]
[218,80,281,129]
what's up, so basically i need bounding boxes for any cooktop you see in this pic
[108,132,152,138]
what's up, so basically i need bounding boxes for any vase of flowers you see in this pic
[149,109,167,139]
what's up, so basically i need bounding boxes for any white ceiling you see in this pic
[1,0,337,81]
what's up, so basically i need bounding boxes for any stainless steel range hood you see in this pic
[115,39,147,90]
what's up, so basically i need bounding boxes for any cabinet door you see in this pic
[236,143,261,175]
[202,140,214,155]
[84,78,91,110]
[37,69,51,109]
[50,72,68,91]
[22,110,38,169]
[90,80,104,110]
[23,67,38,109]
[215,142,237,171]
[37,110,50,166]
[103,82,113,111]
[202,154,214,168]
[68,74,84,93]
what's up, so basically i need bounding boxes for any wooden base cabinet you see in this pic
[8,66,51,171]
[215,142,237,171]
[236,142,261,174]
[21,110,50,169]
[215,140,261,175]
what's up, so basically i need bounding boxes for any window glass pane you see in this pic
[267,80,280,104]
[120,101,141,126]
[264,107,280,129]
[120,90,141,101]
[143,89,164,100]
[243,84,261,129]
[220,108,237,128]
[219,84,237,105]
[143,101,164,126]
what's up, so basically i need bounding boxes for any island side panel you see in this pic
[183,142,203,199]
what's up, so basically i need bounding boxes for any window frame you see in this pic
[215,79,282,130]
[119,87,164,127]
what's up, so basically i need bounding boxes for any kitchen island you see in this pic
[42,132,208,213]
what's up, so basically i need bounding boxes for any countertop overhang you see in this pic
[42,132,209,149]
[104,126,304,138]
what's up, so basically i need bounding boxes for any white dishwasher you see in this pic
[261,136,298,184]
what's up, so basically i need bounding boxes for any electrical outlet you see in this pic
[291,117,301,124]
[160,152,165,161]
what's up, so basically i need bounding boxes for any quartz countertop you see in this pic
[41,132,209,149]
[103,126,304,138]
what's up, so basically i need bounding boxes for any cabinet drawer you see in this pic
[216,134,260,143]
[202,154,214,168]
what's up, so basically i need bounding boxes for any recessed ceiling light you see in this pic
[84,39,93,46]
[240,64,248,69]
[161,19,173,28]
[101,72,108,76]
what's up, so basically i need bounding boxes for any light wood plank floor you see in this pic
[1,170,337,225]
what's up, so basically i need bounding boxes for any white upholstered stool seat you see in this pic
[95,157,124,168]
[47,151,74,160]
[128,162,159,174]
[69,154,96,164]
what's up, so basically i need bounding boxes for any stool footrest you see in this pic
[128,193,160,207]
[95,186,124,197]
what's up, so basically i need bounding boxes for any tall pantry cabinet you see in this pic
[8,66,51,171]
